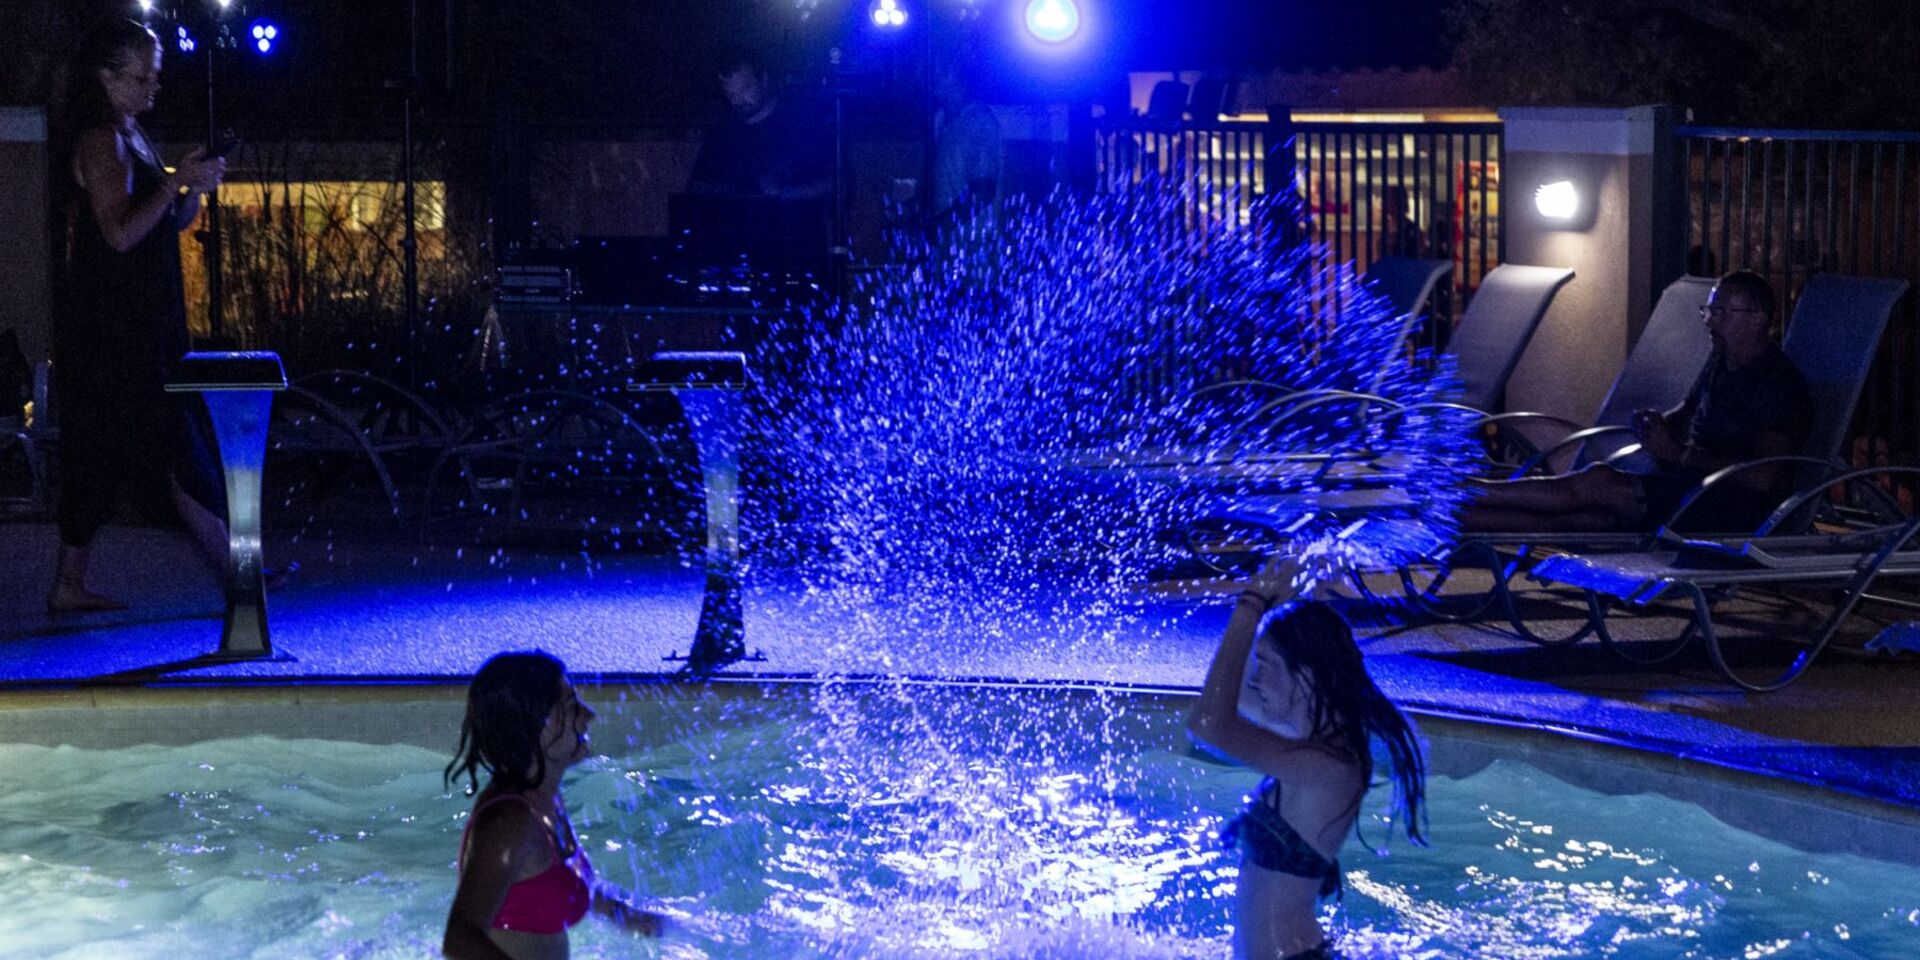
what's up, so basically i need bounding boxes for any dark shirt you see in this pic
[688,95,834,198]
[56,125,191,402]
[1677,345,1813,467]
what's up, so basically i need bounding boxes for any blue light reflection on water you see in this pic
[1,691,1916,958]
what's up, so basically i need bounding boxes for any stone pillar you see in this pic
[1498,105,1686,433]
[0,107,50,369]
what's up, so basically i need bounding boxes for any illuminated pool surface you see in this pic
[1,686,1915,959]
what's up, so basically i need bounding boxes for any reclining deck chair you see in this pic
[1107,262,1574,488]
[1523,274,1912,690]
[1369,275,1718,633]
[1354,256,1454,393]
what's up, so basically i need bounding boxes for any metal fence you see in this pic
[1090,117,1504,356]
[1682,126,1920,474]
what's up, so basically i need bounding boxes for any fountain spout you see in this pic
[630,352,762,674]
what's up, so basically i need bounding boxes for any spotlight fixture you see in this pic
[869,0,907,28]
[1024,0,1080,43]
[1534,180,1579,220]
[176,24,197,54]
[249,19,279,55]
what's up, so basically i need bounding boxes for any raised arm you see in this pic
[1188,559,1302,738]
[1187,558,1362,790]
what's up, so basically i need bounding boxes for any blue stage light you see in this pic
[869,0,907,28]
[176,25,197,54]
[249,19,279,55]
[1023,0,1080,43]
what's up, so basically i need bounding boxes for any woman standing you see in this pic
[444,651,666,959]
[1187,560,1429,959]
[47,18,231,612]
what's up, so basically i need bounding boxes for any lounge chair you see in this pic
[1377,275,1718,630]
[1105,262,1574,486]
[1158,256,1453,440]
[1204,274,1899,646]
[1485,276,1717,475]
[1523,275,1912,690]
[1354,256,1454,392]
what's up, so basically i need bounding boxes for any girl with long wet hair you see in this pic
[1188,558,1428,960]
[443,651,666,959]
[45,18,232,612]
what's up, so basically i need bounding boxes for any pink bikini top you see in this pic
[460,794,595,934]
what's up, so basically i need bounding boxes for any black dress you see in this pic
[54,124,222,547]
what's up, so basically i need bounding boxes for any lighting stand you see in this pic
[400,0,420,388]
[203,26,225,341]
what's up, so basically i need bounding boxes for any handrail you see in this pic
[1756,465,1920,536]
[1096,118,1505,137]
[1512,423,1636,477]
[1678,125,1920,145]
[1652,456,1850,541]
[1255,389,1405,434]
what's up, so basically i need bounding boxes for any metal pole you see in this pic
[204,39,224,341]
[402,0,421,389]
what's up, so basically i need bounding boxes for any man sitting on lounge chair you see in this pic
[1463,270,1811,534]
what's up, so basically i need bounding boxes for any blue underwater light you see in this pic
[1023,0,1080,44]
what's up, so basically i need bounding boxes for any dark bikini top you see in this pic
[1221,777,1343,900]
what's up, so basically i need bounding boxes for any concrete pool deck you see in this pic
[3,520,1918,811]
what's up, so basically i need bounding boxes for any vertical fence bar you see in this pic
[1895,144,1909,276]
[1704,137,1720,270]
[1494,127,1506,264]
[1728,140,1743,266]
[1871,142,1884,276]
[1444,131,1455,294]
[1802,141,1816,321]
[1826,141,1839,277]
[1361,131,1374,268]
[1783,139,1796,324]
[1345,130,1357,273]
[1740,139,1753,267]
[1847,141,1861,274]
[1478,131,1491,289]
[1760,139,1774,279]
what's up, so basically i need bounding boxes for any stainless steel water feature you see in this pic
[629,351,759,673]
[164,352,288,659]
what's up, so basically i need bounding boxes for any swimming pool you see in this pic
[0,682,1915,959]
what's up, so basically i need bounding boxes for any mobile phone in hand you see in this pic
[207,129,242,160]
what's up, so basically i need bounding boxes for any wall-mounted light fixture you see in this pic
[1535,180,1579,221]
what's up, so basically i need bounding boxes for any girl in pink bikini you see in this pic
[443,651,666,959]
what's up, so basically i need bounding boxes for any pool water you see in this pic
[0,687,1915,959]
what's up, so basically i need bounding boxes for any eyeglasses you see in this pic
[1699,304,1767,320]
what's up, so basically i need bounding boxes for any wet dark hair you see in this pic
[444,650,568,796]
[1715,269,1777,321]
[1257,600,1428,846]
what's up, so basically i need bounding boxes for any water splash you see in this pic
[753,181,1475,642]
[664,181,1484,952]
